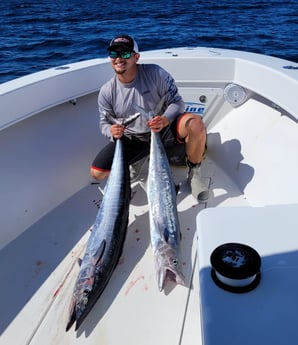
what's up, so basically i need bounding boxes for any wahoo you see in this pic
[134,100,186,291]
[66,112,139,331]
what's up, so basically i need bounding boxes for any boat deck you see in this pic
[0,153,248,345]
[2,92,298,344]
[1,47,298,345]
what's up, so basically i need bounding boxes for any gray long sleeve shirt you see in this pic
[98,64,185,141]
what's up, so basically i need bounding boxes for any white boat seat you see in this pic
[197,205,298,345]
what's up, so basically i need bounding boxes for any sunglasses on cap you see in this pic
[108,51,133,59]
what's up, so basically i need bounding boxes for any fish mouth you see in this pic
[65,303,87,332]
[166,269,178,283]
[69,300,92,331]
[154,245,186,291]
[74,313,85,331]
[157,264,186,292]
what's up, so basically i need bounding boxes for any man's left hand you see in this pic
[147,115,169,133]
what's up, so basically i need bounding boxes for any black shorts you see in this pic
[91,116,186,172]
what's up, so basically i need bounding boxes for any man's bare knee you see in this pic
[90,167,109,180]
[186,116,205,134]
[178,113,205,138]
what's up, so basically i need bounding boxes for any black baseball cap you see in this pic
[107,34,139,53]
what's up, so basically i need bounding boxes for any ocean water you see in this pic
[1,0,297,84]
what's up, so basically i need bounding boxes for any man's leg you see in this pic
[177,113,209,202]
[90,141,116,180]
[90,138,150,182]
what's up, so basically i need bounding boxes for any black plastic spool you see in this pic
[210,243,261,293]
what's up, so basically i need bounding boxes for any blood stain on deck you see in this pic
[124,275,145,296]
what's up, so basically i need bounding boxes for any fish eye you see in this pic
[82,295,88,305]
[172,259,178,266]
[83,288,90,295]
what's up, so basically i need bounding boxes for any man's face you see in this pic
[109,49,139,76]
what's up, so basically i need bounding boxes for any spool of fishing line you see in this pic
[210,243,261,293]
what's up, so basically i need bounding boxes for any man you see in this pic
[90,34,209,202]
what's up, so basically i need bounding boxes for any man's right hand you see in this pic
[110,124,125,139]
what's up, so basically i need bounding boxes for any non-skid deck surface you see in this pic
[1,156,248,345]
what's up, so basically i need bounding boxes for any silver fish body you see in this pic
[147,130,185,291]
[66,137,130,331]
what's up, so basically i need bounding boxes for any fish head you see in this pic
[66,241,106,331]
[73,266,96,330]
[65,286,93,331]
[75,287,91,320]
[154,243,185,291]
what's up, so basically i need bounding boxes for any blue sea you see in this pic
[1,0,297,84]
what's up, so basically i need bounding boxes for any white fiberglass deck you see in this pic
[0,162,213,345]
[0,137,250,345]
[2,98,298,345]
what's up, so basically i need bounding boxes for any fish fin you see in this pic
[103,110,118,124]
[133,95,166,121]
[94,240,106,265]
[163,227,169,243]
[154,95,166,116]
[122,112,140,126]
[65,296,76,332]
[77,258,82,266]
[103,110,140,127]
[133,104,150,119]
[97,184,105,196]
